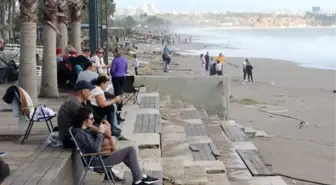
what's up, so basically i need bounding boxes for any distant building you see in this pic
[312,6,321,14]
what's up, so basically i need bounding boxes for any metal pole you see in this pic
[104,0,109,65]
[88,0,98,54]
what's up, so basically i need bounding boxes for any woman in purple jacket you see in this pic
[110,48,128,121]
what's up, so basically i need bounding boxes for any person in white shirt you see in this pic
[90,76,127,140]
[76,62,99,84]
[216,60,223,75]
[90,48,110,75]
[243,59,247,80]
[132,54,140,75]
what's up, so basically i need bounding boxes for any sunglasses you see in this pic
[88,117,94,121]
[97,51,104,54]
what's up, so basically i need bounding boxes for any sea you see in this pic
[173,27,336,70]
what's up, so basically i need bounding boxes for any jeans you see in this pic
[163,61,168,72]
[93,146,142,182]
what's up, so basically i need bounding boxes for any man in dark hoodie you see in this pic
[71,107,159,185]
[205,52,210,71]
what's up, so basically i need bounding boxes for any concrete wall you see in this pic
[135,76,230,118]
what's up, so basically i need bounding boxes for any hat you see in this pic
[56,48,62,55]
[74,81,95,91]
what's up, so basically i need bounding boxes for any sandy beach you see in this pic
[134,41,335,185]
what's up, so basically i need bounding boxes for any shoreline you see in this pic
[136,40,335,184]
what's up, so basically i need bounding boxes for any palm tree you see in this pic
[56,0,68,51]
[39,0,59,97]
[68,0,83,53]
[18,0,38,102]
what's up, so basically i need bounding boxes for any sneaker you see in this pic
[117,113,125,122]
[117,135,128,141]
[0,152,6,157]
[104,171,125,182]
[142,175,159,184]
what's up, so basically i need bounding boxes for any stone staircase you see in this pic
[159,96,288,185]
[83,91,288,185]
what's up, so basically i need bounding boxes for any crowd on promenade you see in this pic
[0,42,159,185]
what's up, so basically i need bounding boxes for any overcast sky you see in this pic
[114,0,336,12]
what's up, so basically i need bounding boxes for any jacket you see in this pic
[72,127,104,163]
[2,85,33,117]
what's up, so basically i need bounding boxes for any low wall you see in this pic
[135,76,230,119]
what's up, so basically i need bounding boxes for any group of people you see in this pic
[200,51,254,81]
[200,52,225,76]
[55,47,159,184]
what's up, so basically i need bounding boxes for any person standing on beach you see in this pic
[200,54,206,74]
[132,54,140,76]
[243,59,247,80]
[205,52,210,71]
[216,60,223,75]
[163,45,169,54]
[246,60,254,82]
[162,52,170,73]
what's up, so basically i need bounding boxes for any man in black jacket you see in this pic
[205,52,210,71]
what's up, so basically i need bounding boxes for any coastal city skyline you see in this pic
[114,0,336,13]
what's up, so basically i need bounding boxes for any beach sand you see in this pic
[135,42,335,185]
[223,58,335,185]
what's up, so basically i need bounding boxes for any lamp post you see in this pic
[88,0,98,54]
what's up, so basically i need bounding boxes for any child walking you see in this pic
[132,54,139,76]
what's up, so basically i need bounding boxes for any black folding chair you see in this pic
[13,90,56,145]
[122,75,144,105]
[69,127,115,185]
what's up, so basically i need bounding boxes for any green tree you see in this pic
[122,16,137,28]
[82,0,115,24]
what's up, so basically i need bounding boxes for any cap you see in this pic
[74,81,95,91]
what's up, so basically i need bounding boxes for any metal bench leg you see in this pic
[21,120,34,144]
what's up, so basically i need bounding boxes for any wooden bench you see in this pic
[134,114,161,133]
[189,143,220,161]
[237,149,272,176]
[181,110,202,119]
[139,96,157,109]
[221,125,250,142]
[184,124,207,136]
[4,144,82,185]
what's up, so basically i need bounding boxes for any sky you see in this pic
[114,0,336,12]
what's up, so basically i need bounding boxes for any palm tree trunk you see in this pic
[69,0,83,53]
[19,0,38,102]
[56,0,68,51]
[39,0,59,97]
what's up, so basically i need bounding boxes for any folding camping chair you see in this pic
[122,75,144,105]
[13,89,56,144]
[69,127,115,185]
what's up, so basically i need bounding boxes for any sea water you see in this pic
[174,27,336,70]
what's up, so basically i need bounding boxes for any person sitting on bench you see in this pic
[72,107,159,185]
[90,75,127,140]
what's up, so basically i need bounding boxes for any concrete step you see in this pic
[171,100,185,109]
